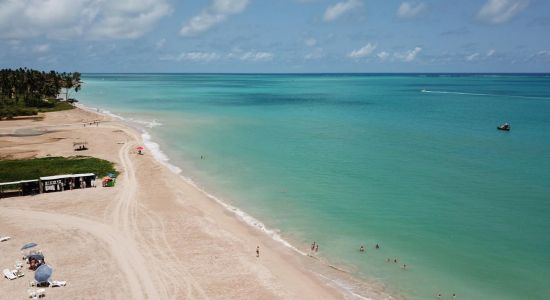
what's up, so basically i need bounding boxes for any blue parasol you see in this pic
[21,242,38,250]
[35,264,53,283]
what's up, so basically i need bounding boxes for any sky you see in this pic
[1,0,550,73]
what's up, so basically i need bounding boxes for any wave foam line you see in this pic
[172,169,309,257]
[421,89,550,100]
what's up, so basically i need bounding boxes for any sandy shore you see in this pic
[0,108,352,299]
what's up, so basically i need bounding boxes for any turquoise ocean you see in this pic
[78,74,550,299]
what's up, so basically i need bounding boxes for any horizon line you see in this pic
[79,72,550,75]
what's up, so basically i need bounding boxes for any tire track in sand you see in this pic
[0,208,159,299]
[111,131,209,299]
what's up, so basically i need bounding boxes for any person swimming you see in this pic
[375,243,380,249]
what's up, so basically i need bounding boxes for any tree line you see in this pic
[0,68,81,119]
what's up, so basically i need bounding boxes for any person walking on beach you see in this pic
[256,246,260,258]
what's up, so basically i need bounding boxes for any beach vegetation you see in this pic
[0,68,82,119]
[0,156,118,182]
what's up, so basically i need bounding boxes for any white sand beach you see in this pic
[0,108,351,299]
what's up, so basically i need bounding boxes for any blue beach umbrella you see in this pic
[21,242,38,250]
[34,264,53,283]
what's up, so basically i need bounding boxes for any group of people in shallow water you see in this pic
[310,241,319,252]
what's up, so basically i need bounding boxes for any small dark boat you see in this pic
[497,123,511,131]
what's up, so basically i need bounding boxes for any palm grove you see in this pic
[0,68,81,119]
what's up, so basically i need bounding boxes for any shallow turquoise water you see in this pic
[79,74,550,299]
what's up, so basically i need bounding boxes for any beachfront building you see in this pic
[0,173,97,198]
[40,173,96,192]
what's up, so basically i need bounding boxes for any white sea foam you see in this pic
[129,118,163,128]
[141,132,182,174]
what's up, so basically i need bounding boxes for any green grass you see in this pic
[0,99,74,119]
[0,156,118,182]
[38,100,75,113]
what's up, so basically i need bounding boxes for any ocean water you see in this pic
[78,74,550,300]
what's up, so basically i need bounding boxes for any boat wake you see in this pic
[421,89,550,100]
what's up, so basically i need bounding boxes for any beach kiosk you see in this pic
[39,173,96,193]
[40,175,72,192]
[71,173,97,188]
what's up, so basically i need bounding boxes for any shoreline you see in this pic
[75,103,399,299]
[0,107,399,299]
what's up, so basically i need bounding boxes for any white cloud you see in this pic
[305,38,317,47]
[180,0,249,36]
[477,0,529,24]
[397,2,427,18]
[466,53,480,61]
[0,0,171,40]
[377,51,390,61]
[348,43,377,58]
[177,52,221,62]
[486,49,496,57]
[394,47,422,62]
[33,44,50,53]
[90,1,172,39]
[323,0,362,22]
[240,51,274,62]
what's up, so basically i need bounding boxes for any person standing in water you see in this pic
[375,243,380,249]
[315,244,319,252]
[359,245,365,252]
[311,241,316,251]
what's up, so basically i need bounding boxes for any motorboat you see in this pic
[497,123,511,131]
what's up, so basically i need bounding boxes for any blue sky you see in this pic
[1,0,549,72]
